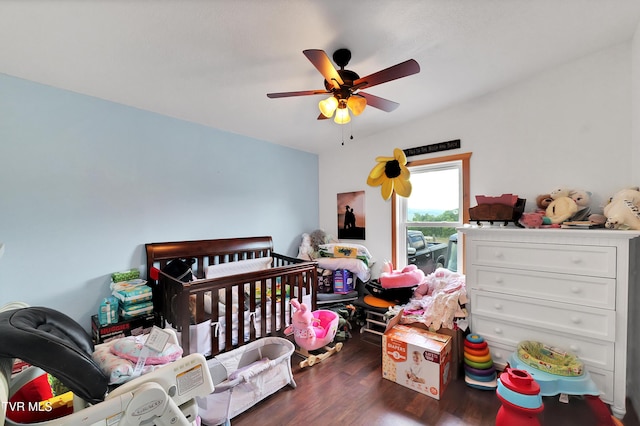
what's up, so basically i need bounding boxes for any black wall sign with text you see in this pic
[403,139,461,157]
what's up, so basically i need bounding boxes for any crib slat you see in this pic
[269,277,277,338]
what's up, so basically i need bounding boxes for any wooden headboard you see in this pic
[145,235,316,309]
[145,236,276,281]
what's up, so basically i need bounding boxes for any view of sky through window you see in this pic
[407,167,459,220]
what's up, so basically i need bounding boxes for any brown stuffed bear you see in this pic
[536,194,553,210]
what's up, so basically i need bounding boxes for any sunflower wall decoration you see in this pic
[366,148,412,200]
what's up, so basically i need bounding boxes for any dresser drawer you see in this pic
[472,315,614,370]
[467,240,616,278]
[471,292,615,342]
[468,266,616,309]
[484,339,513,369]
[587,366,614,404]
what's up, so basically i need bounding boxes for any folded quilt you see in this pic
[318,243,373,266]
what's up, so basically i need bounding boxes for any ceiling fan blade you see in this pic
[353,59,420,90]
[359,92,399,112]
[303,49,344,89]
[267,90,329,98]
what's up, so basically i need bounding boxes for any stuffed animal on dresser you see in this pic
[519,188,597,227]
[545,187,596,224]
[537,194,554,211]
[603,188,640,230]
[545,196,578,224]
[549,187,572,200]
[569,189,592,219]
[518,194,553,228]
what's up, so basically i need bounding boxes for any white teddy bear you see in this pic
[568,189,593,221]
[297,233,314,260]
[550,187,572,200]
[603,188,640,230]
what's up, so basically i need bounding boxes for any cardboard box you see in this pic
[433,326,464,380]
[382,313,452,399]
[91,313,156,344]
[409,322,464,381]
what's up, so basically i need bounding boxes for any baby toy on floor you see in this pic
[285,298,342,368]
[464,334,497,390]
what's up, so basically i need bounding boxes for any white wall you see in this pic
[633,21,640,185]
[0,74,319,327]
[319,42,634,277]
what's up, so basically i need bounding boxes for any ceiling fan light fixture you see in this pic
[319,96,339,118]
[268,49,420,124]
[334,103,351,124]
[347,95,367,116]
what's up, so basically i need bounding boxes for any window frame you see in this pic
[391,152,471,269]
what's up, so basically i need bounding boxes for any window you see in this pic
[392,152,471,273]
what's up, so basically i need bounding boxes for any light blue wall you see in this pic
[0,73,319,328]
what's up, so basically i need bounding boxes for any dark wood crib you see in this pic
[145,236,318,357]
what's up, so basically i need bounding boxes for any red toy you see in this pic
[495,368,543,426]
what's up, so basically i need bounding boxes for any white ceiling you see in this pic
[2,1,640,154]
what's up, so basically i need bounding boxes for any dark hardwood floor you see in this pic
[231,326,639,426]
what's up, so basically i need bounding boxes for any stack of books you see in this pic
[560,221,605,229]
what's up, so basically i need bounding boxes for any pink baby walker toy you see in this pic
[285,298,342,368]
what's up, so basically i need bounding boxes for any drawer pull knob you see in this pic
[571,257,582,264]
[569,345,579,352]
[495,277,504,284]
[494,352,502,359]
[495,251,504,259]
[570,286,582,294]
[494,303,503,310]
[570,316,582,324]
[494,327,503,334]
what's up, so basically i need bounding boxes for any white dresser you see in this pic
[458,226,640,419]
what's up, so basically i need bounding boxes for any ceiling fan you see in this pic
[267,48,420,124]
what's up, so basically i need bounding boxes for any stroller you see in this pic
[285,299,342,368]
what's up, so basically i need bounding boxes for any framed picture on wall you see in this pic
[337,191,365,240]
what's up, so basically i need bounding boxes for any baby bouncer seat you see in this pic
[285,299,342,368]
[0,305,214,426]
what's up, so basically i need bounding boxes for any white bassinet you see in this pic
[196,336,296,425]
